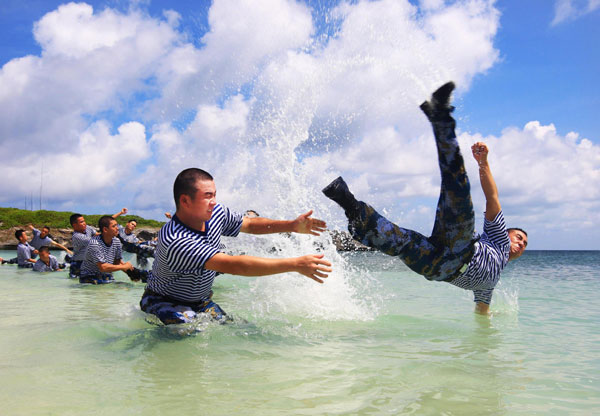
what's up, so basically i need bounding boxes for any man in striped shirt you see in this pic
[15,229,37,268]
[323,82,528,314]
[69,209,130,278]
[79,215,134,284]
[33,246,63,272]
[141,168,332,325]
[27,225,73,257]
[69,213,98,278]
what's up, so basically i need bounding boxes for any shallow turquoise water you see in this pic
[1,247,599,415]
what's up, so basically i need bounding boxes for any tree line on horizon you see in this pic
[0,207,164,230]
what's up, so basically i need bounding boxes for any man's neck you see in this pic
[102,234,113,245]
[175,210,206,232]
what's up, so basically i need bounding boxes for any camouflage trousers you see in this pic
[140,289,228,325]
[349,117,475,281]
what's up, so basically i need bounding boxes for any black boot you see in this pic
[322,176,360,218]
[420,81,455,122]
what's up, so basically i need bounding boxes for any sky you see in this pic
[0,0,598,250]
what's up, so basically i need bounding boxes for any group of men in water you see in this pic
[2,208,154,281]
[1,83,528,322]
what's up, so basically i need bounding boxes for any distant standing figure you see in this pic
[69,213,98,278]
[112,211,156,266]
[15,229,38,268]
[26,225,73,257]
[79,216,134,284]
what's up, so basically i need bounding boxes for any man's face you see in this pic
[73,216,87,233]
[188,180,217,223]
[125,221,137,233]
[18,233,28,243]
[508,230,528,260]
[40,228,50,239]
[39,250,50,262]
[103,219,120,239]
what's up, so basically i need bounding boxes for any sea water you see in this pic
[1,246,598,415]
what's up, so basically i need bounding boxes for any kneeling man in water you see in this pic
[141,168,332,325]
[323,82,528,314]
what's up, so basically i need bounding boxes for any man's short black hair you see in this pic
[127,219,137,224]
[173,168,214,209]
[507,227,527,237]
[42,226,50,231]
[39,246,50,254]
[69,213,83,226]
[15,229,25,240]
[98,215,115,234]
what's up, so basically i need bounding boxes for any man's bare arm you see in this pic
[205,252,331,284]
[50,240,73,255]
[240,210,326,236]
[97,260,133,273]
[472,142,501,221]
[112,208,128,219]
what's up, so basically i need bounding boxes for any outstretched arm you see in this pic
[50,240,73,255]
[472,142,501,221]
[112,208,128,219]
[240,210,327,236]
[97,259,133,273]
[205,252,332,284]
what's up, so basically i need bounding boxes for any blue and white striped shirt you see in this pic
[118,225,139,243]
[71,226,97,261]
[80,235,123,277]
[33,255,60,272]
[30,228,53,250]
[147,204,243,303]
[17,242,36,266]
[448,211,511,304]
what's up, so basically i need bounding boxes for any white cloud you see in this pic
[149,0,314,119]
[0,120,149,201]
[1,0,598,248]
[0,2,178,202]
[551,0,600,25]
[458,122,600,244]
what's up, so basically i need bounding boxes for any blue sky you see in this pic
[0,0,598,249]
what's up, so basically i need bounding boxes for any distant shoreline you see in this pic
[0,224,374,252]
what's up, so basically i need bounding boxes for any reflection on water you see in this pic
[1,250,599,415]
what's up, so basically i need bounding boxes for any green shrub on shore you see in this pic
[0,207,164,230]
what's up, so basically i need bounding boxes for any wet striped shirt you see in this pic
[17,242,36,266]
[72,226,97,261]
[33,255,60,272]
[118,225,139,243]
[30,228,53,250]
[80,235,122,277]
[448,211,511,304]
[147,204,243,303]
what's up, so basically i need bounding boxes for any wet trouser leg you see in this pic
[349,117,475,281]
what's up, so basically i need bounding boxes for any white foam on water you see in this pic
[227,232,381,322]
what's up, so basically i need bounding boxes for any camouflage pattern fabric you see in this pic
[349,117,475,281]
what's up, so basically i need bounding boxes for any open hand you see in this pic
[296,254,332,283]
[293,210,327,236]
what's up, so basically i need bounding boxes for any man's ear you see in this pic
[179,194,190,208]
